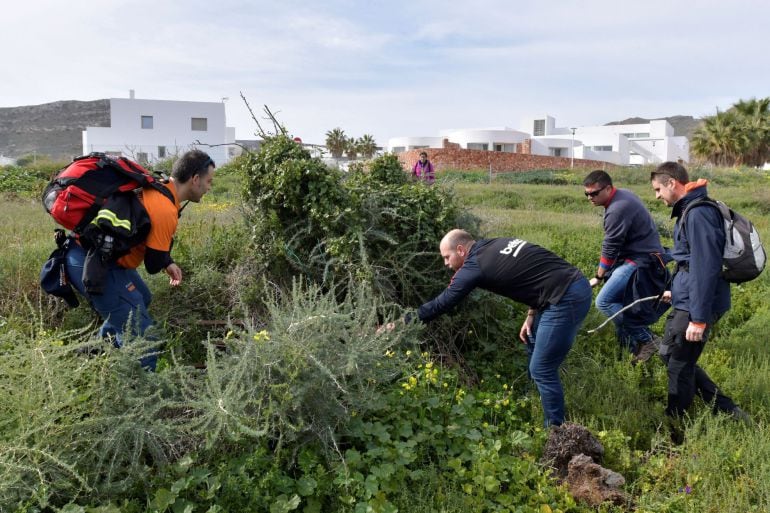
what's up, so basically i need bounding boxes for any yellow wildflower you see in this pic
[253,330,270,342]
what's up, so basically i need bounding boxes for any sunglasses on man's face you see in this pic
[584,185,608,198]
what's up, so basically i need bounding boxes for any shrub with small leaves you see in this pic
[238,136,478,309]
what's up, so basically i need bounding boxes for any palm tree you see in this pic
[732,98,770,168]
[358,134,378,159]
[325,128,347,158]
[691,97,770,167]
[345,136,359,160]
[691,110,742,166]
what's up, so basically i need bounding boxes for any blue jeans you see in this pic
[528,278,592,426]
[595,261,652,352]
[65,244,158,370]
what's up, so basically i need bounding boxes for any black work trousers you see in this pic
[659,309,736,418]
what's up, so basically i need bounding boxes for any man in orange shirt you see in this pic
[65,149,215,369]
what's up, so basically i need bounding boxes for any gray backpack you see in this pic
[681,198,766,283]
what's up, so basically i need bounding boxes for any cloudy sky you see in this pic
[2,0,768,145]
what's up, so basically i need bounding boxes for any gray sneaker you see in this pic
[731,407,752,424]
[632,336,661,364]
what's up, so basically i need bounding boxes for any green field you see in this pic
[1,160,769,513]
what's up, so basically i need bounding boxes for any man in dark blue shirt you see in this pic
[416,229,592,427]
[583,170,668,363]
[651,162,748,437]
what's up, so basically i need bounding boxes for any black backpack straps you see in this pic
[147,180,177,207]
[680,197,736,251]
[680,197,719,238]
[177,200,190,218]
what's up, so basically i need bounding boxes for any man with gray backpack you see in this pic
[650,161,759,441]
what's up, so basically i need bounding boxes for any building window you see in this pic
[141,116,153,129]
[592,145,613,152]
[467,143,489,151]
[158,146,166,158]
[136,152,149,164]
[622,132,650,139]
[391,147,405,154]
[191,117,208,131]
[550,148,564,157]
[533,119,545,136]
[494,143,516,152]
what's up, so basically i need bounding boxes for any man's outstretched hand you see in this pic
[166,263,183,286]
[376,322,396,335]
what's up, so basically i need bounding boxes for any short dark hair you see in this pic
[419,151,428,158]
[583,170,612,188]
[651,161,688,185]
[172,149,215,183]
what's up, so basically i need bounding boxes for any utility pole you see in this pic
[570,128,576,169]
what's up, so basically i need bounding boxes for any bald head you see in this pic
[439,229,476,271]
[441,229,475,249]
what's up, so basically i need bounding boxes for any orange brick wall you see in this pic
[400,147,615,174]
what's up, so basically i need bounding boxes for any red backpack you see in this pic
[42,153,173,234]
[41,153,178,298]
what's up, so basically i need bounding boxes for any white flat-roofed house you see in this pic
[82,92,236,165]
[521,116,689,165]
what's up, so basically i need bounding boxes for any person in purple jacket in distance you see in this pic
[413,229,592,427]
[412,151,435,184]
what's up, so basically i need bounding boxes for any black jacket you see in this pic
[418,238,584,322]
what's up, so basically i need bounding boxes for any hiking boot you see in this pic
[632,336,660,364]
[730,407,752,424]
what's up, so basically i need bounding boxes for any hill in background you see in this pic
[0,100,110,160]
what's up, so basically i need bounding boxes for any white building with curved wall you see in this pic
[387,115,689,166]
[389,127,528,154]
[388,136,444,154]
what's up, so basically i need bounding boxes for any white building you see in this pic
[82,91,236,165]
[388,128,528,154]
[388,115,689,165]
[521,115,689,165]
